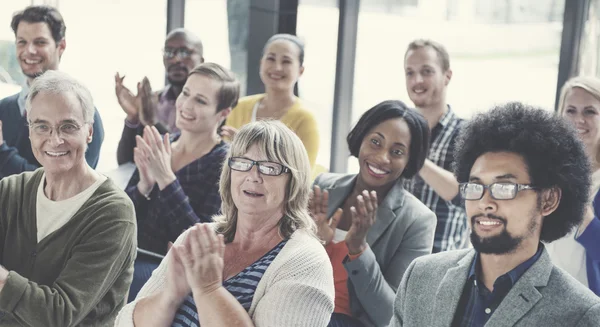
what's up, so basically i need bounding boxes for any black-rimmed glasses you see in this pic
[228,157,290,176]
[459,182,536,200]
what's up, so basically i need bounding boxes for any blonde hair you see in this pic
[214,120,316,242]
[189,62,240,111]
[557,76,600,166]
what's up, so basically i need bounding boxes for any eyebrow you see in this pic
[374,132,407,147]
[31,118,80,125]
[183,87,210,102]
[468,173,518,182]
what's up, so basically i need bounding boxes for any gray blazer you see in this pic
[314,173,436,327]
[390,247,600,327]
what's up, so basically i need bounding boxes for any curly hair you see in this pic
[347,100,430,178]
[453,102,590,242]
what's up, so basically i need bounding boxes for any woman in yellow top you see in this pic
[221,33,320,170]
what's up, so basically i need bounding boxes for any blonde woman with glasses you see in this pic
[116,120,334,327]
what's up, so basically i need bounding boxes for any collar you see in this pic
[161,84,179,101]
[17,83,30,117]
[468,243,544,289]
[436,104,455,129]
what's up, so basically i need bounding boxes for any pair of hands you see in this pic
[219,125,238,140]
[134,125,176,196]
[115,73,157,126]
[310,185,378,255]
[164,224,226,302]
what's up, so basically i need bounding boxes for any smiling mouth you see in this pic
[45,151,69,157]
[366,162,390,177]
[179,111,196,121]
[243,190,264,197]
[24,58,42,65]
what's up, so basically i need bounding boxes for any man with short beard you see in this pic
[0,5,104,179]
[390,102,600,327]
[115,28,204,165]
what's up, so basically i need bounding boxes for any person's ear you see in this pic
[298,65,305,78]
[540,186,561,216]
[444,68,452,86]
[57,39,66,59]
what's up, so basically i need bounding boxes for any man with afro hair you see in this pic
[390,102,600,327]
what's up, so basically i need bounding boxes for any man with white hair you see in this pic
[0,5,104,179]
[0,70,136,327]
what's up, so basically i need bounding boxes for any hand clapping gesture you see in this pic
[171,224,226,296]
[114,74,156,126]
[134,126,176,193]
[345,190,378,255]
[310,185,343,245]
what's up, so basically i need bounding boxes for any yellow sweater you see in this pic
[225,94,320,169]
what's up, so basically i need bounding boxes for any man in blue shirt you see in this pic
[0,5,104,179]
[390,102,600,327]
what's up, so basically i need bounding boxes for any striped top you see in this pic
[171,239,288,326]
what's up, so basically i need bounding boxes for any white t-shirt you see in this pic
[546,230,588,287]
[36,173,107,243]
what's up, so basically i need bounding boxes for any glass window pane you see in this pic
[350,0,565,173]
[297,0,338,170]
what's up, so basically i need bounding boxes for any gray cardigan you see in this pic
[314,173,436,327]
[390,247,600,327]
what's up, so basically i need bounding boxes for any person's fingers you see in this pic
[321,189,330,215]
[196,224,212,256]
[217,234,226,258]
[204,224,218,254]
[312,185,322,214]
[362,190,374,214]
[187,226,202,260]
[151,126,163,147]
[356,195,367,218]
[167,241,174,252]
[329,208,343,230]
[163,133,171,155]
[135,135,152,157]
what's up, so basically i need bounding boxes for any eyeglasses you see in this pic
[28,121,85,137]
[163,47,195,59]
[459,182,537,200]
[228,157,290,176]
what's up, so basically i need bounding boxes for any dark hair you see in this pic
[347,100,430,178]
[263,33,305,65]
[453,102,591,242]
[189,62,240,111]
[405,39,450,72]
[11,5,66,43]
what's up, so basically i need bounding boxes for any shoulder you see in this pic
[546,266,600,306]
[286,102,317,123]
[0,93,20,116]
[87,178,136,224]
[0,168,43,193]
[234,94,265,110]
[313,172,353,189]
[277,229,331,271]
[399,189,436,218]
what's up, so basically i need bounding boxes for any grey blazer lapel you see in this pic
[366,179,406,246]
[431,251,475,327]
[485,249,552,327]
[324,176,354,218]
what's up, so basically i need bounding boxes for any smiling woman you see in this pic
[222,33,320,172]
[311,100,436,327]
[116,120,335,327]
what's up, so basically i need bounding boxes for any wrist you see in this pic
[137,181,153,199]
[158,290,185,311]
[157,173,176,190]
[126,115,140,125]
[192,283,222,299]
[346,241,367,256]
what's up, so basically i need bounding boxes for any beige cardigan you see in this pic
[114,227,335,327]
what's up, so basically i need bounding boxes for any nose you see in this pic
[477,188,497,213]
[245,165,263,182]
[415,73,424,84]
[27,43,37,54]
[375,149,391,164]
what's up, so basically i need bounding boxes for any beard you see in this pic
[470,213,538,255]
[166,64,188,87]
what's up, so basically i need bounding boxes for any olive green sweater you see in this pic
[0,169,137,326]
